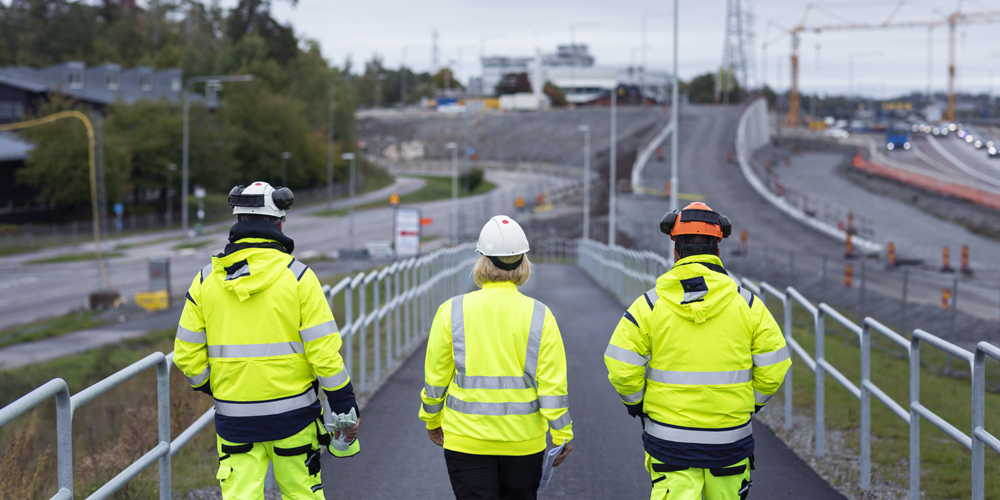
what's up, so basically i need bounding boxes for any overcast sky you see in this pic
[234,0,996,98]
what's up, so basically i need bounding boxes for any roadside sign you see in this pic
[194,185,206,199]
[389,192,400,207]
[394,207,422,259]
[113,202,124,215]
[420,218,433,226]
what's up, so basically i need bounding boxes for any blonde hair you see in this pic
[472,254,532,287]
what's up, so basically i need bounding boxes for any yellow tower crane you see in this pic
[764,1,1000,127]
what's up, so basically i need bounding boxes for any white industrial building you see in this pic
[478,44,672,104]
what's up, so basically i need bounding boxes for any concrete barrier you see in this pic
[852,153,1000,212]
[735,98,883,255]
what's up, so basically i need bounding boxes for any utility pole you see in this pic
[401,48,407,107]
[446,142,458,245]
[342,152,356,248]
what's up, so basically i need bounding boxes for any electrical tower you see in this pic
[717,0,757,101]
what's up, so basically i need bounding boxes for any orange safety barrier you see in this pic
[845,233,854,259]
[961,244,970,271]
[853,152,1000,211]
[888,241,897,266]
[845,264,853,288]
[847,211,854,233]
[657,147,664,161]
[942,288,952,310]
[942,246,952,272]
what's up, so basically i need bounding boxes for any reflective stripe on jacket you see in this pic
[173,221,356,443]
[605,254,790,468]
[419,281,573,456]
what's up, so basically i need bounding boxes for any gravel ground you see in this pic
[180,486,282,500]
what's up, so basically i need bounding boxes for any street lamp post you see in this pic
[446,142,458,245]
[577,125,591,240]
[280,151,291,186]
[182,74,253,234]
[166,163,176,227]
[669,0,680,212]
[342,152,356,248]
[849,51,883,100]
[642,12,672,101]
[609,84,618,247]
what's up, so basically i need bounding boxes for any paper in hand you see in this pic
[539,439,567,489]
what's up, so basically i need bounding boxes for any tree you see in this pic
[432,67,464,91]
[687,73,716,104]
[495,72,532,95]
[544,81,567,107]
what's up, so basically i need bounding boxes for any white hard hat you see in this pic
[476,215,529,256]
[229,181,294,218]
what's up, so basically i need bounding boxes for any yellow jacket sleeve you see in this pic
[750,300,791,410]
[536,307,573,443]
[419,299,455,429]
[298,268,356,415]
[174,271,210,393]
[605,295,652,411]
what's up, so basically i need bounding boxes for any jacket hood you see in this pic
[655,254,738,324]
[207,220,295,301]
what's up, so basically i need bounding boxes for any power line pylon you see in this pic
[717,0,756,102]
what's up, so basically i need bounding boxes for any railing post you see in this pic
[783,289,793,430]
[394,267,402,358]
[860,321,871,491]
[345,280,354,377]
[374,274,381,384]
[360,277,368,393]
[909,335,921,500]
[971,345,986,500]
[815,306,826,458]
[56,382,73,498]
[157,358,172,500]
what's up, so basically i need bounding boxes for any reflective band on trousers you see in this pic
[317,370,349,390]
[300,320,338,343]
[187,365,210,387]
[215,390,318,417]
[450,295,545,389]
[446,394,539,416]
[752,346,790,367]
[176,325,206,344]
[647,367,752,385]
[643,418,753,445]
[208,342,305,358]
[604,344,650,367]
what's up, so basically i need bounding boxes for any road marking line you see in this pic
[924,135,1000,189]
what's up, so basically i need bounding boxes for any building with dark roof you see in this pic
[0,61,183,123]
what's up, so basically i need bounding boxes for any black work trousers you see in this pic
[444,449,545,500]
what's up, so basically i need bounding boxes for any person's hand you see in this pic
[428,427,444,447]
[553,441,572,467]
[344,417,360,441]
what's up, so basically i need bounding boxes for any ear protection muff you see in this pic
[659,210,680,236]
[272,187,294,210]
[719,214,732,239]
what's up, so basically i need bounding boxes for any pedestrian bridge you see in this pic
[1,239,997,499]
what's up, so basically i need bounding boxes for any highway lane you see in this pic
[320,263,847,499]
[0,170,575,330]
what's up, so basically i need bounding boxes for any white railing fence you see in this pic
[0,243,477,500]
[578,238,1000,500]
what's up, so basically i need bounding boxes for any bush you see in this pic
[462,168,485,192]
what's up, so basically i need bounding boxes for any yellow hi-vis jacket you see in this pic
[419,281,573,456]
[605,254,790,468]
[173,222,356,444]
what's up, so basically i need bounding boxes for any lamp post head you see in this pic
[341,152,355,160]
[445,142,458,149]
[168,163,177,171]
[577,125,590,132]
[282,151,292,159]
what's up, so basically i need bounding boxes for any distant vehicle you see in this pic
[988,146,999,159]
[886,125,911,151]
[974,140,984,149]
[825,128,849,139]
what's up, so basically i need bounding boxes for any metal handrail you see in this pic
[579,237,1000,500]
[0,242,480,499]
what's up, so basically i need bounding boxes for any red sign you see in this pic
[420,218,433,226]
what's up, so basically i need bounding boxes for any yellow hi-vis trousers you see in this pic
[216,422,325,500]
[645,453,751,500]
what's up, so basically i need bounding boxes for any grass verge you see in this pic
[314,175,497,217]
[23,251,124,265]
[765,301,1000,499]
[0,311,107,349]
[171,239,215,251]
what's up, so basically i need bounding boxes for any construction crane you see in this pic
[764,1,1000,127]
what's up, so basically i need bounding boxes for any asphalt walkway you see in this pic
[320,263,846,499]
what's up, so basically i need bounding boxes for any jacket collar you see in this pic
[481,281,518,291]
[221,219,295,256]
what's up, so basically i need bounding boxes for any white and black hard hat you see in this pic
[229,181,294,218]
[476,215,529,257]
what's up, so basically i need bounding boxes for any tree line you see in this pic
[0,0,444,218]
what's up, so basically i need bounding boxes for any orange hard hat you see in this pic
[659,202,732,240]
